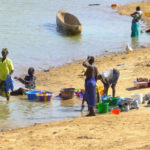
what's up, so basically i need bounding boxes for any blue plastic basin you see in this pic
[25,90,42,100]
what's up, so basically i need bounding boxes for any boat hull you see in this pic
[56,10,82,34]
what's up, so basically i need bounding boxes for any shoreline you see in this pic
[1,1,150,150]
[35,46,150,97]
[117,0,150,28]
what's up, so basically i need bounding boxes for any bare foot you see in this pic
[6,95,10,101]
[85,113,95,117]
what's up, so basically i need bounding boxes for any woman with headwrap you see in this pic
[0,48,14,100]
[131,6,142,38]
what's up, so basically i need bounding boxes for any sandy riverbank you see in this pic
[1,46,150,150]
[1,1,150,150]
[36,46,150,98]
[118,0,150,28]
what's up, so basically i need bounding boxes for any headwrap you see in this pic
[2,48,9,54]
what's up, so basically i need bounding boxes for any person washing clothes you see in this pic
[131,6,142,38]
[0,48,14,101]
[11,67,36,95]
[97,68,120,97]
[82,56,98,116]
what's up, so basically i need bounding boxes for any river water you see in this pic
[0,0,150,129]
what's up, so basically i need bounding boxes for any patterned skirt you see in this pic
[0,80,8,97]
[0,75,14,98]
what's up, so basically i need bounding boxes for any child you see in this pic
[11,67,36,95]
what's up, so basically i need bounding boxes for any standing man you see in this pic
[0,48,14,100]
[83,56,98,116]
[97,68,120,97]
[131,6,142,38]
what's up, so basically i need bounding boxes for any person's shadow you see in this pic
[126,87,139,91]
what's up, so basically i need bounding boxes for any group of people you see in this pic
[0,7,141,116]
[82,56,120,116]
[0,48,120,117]
[0,48,36,100]
[81,6,142,116]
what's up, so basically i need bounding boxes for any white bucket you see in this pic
[133,100,139,108]
[131,93,143,104]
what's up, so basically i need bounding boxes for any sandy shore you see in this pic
[118,0,150,28]
[1,1,150,150]
[36,46,150,98]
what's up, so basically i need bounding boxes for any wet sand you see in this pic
[1,1,150,150]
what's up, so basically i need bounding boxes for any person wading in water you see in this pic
[131,6,142,38]
[0,48,14,100]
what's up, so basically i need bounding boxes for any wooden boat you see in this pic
[56,10,82,34]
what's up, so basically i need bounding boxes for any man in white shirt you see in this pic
[97,68,120,97]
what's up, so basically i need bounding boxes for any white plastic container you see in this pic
[131,93,143,104]
[133,100,139,109]
[125,105,130,111]
[133,81,148,88]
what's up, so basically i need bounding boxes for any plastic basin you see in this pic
[103,97,120,106]
[25,90,42,100]
[60,88,75,100]
[112,109,120,115]
[36,93,53,102]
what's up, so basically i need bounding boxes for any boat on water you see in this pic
[56,10,82,34]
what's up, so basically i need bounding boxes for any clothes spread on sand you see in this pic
[24,75,36,89]
[101,68,120,85]
[0,58,14,81]
[85,78,96,108]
